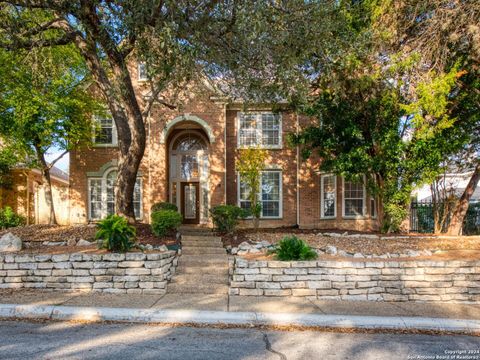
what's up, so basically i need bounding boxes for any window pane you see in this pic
[89,179,102,219]
[371,198,376,218]
[181,155,199,179]
[133,179,141,219]
[322,175,336,217]
[344,179,364,216]
[95,118,114,144]
[261,172,280,217]
[239,114,257,146]
[138,63,147,80]
[261,114,280,146]
[174,136,206,151]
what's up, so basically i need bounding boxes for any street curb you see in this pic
[1,304,480,333]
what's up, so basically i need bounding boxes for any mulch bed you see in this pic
[222,228,480,257]
[0,224,178,254]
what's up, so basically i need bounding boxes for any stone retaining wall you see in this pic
[229,257,480,303]
[0,251,177,294]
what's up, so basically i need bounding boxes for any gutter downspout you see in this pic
[147,113,152,224]
[296,114,300,227]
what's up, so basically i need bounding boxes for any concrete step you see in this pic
[181,235,223,242]
[181,248,226,255]
[171,274,228,285]
[167,283,228,295]
[178,258,228,268]
[176,265,229,275]
[181,240,223,247]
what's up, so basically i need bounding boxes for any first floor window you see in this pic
[321,174,336,218]
[238,170,282,218]
[343,178,365,217]
[88,170,142,220]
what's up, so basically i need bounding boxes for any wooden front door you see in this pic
[181,182,200,224]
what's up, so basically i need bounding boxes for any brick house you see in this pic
[0,166,69,225]
[69,62,379,231]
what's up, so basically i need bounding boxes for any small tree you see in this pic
[236,148,267,230]
[0,46,100,224]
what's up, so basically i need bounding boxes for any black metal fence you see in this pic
[410,201,480,234]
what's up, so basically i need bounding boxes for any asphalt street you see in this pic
[0,320,478,360]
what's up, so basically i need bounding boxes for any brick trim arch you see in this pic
[160,114,215,144]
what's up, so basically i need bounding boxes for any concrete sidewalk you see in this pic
[0,289,479,321]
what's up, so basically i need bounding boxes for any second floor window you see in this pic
[94,117,117,146]
[238,113,281,148]
[138,62,148,81]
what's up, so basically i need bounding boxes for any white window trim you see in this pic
[320,174,336,219]
[236,112,283,149]
[342,176,367,219]
[92,116,118,147]
[138,62,147,82]
[88,170,142,221]
[237,170,283,219]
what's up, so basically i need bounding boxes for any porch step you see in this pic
[176,265,228,275]
[181,235,223,242]
[171,273,228,285]
[181,240,223,247]
[181,247,226,255]
[168,283,228,295]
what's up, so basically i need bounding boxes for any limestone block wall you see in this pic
[229,257,480,303]
[0,251,177,295]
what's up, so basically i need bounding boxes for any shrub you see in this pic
[0,206,26,229]
[95,215,136,252]
[275,236,317,261]
[151,202,178,213]
[151,210,182,237]
[210,205,247,233]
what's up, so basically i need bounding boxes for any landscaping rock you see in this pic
[43,241,67,246]
[238,241,253,251]
[353,253,364,258]
[67,238,77,247]
[422,249,433,256]
[406,249,421,257]
[231,247,239,255]
[249,248,260,254]
[260,240,271,247]
[157,245,168,252]
[0,232,22,252]
[76,239,93,247]
[338,250,349,257]
[325,245,337,255]
[237,250,249,256]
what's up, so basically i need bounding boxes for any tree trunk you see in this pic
[35,148,57,225]
[446,162,480,235]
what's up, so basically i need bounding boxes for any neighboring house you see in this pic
[69,62,379,231]
[0,166,70,225]
[413,171,480,203]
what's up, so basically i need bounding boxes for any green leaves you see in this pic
[275,236,317,261]
[95,215,136,252]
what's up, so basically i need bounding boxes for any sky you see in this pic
[45,149,70,173]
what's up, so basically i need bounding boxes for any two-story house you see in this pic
[69,63,379,231]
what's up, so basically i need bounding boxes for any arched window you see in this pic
[88,168,142,220]
[173,135,207,151]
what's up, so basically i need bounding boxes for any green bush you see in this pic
[275,236,317,261]
[0,206,26,229]
[210,205,247,233]
[151,210,182,237]
[95,215,136,252]
[151,202,178,213]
